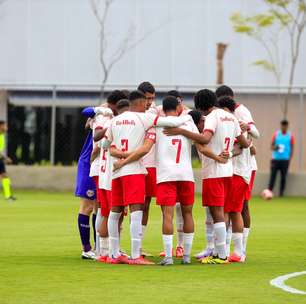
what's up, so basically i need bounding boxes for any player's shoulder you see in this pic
[235,103,251,116]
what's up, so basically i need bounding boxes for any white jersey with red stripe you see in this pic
[155,119,198,183]
[233,104,254,183]
[89,113,113,177]
[98,119,113,190]
[202,108,241,179]
[104,111,192,179]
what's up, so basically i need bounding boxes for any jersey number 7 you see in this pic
[172,139,182,163]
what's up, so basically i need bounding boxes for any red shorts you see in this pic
[112,174,145,207]
[202,177,232,207]
[99,189,112,217]
[225,175,249,213]
[244,170,256,201]
[145,167,157,197]
[156,181,194,206]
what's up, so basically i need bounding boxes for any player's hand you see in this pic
[94,107,113,117]
[113,159,125,171]
[219,150,230,159]
[163,127,183,136]
[239,121,248,133]
[216,156,228,164]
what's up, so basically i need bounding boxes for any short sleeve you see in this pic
[145,128,156,143]
[141,113,159,130]
[234,118,242,138]
[104,120,113,142]
[203,112,217,134]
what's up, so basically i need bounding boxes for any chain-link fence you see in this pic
[2,84,306,171]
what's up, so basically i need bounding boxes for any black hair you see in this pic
[137,81,155,94]
[128,90,146,102]
[194,89,217,112]
[107,90,127,105]
[215,85,234,99]
[116,99,130,111]
[188,110,202,126]
[162,96,179,113]
[121,89,130,99]
[218,96,236,113]
[167,90,182,99]
[281,119,289,125]
[0,120,5,125]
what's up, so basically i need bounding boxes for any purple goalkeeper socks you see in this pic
[78,214,91,252]
[92,213,97,247]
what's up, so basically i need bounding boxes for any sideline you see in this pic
[270,271,306,295]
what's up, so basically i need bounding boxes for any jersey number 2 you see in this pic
[172,139,182,163]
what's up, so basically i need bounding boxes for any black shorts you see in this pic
[0,159,6,174]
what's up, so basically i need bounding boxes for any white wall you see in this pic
[0,0,305,87]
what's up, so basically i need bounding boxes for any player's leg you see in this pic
[268,160,278,192]
[107,177,128,263]
[157,181,176,266]
[242,201,250,256]
[195,207,214,259]
[178,181,195,264]
[160,205,175,265]
[227,175,248,262]
[279,160,289,197]
[141,196,152,256]
[175,202,184,257]
[0,160,15,201]
[201,178,228,264]
[78,198,95,259]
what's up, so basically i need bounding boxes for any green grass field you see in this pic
[0,191,305,304]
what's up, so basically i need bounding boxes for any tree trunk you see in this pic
[216,43,228,84]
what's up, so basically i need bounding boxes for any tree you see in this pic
[231,0,306,118]
[89,0,169,100]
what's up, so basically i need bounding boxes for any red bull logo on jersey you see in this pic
[220,116,234,123]
[116,120,136,126]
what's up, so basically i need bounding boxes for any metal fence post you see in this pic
[50,86,57,165]
[298,88,304,172]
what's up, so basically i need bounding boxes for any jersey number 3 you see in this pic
[172,139,182,163]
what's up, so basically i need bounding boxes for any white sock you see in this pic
[226,224,232,256]
[183,233,194,257]
[243,228,250,255]
[99,237,109,257]
[205,208,214,249]
[130,211,143,259]
[213,222,227,259]
[232,232,243,257]
[162,234,173,258]
[176,203,184,247]
[95,209,102,256]
[108,211,121,258]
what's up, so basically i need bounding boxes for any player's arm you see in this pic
[113,139,154,171]
[250,145,256,156]
[154,114,192,128]
[163,128,211,144]
[90,145,100,164]
[196,143,229,164]
[93,128,107,142]
[236,134,250,148]
[109,146,130,159]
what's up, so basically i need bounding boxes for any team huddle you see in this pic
[75,82,260,265]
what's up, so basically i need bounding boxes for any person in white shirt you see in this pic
[216,86,260,262]
[102,90,193,265]
[164,89,250,264]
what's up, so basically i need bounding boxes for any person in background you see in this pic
[268,119,294,197]
[0,121,16,202]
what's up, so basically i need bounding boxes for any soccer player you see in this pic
[75,116,97,260]
[0,121,16,202]
[137,81,157,254]
[215,86,260,261]
[166,89,249,264]
[102,90,192,265]
[268,119,294,196]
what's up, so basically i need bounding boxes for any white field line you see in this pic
[270,271,306,295]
